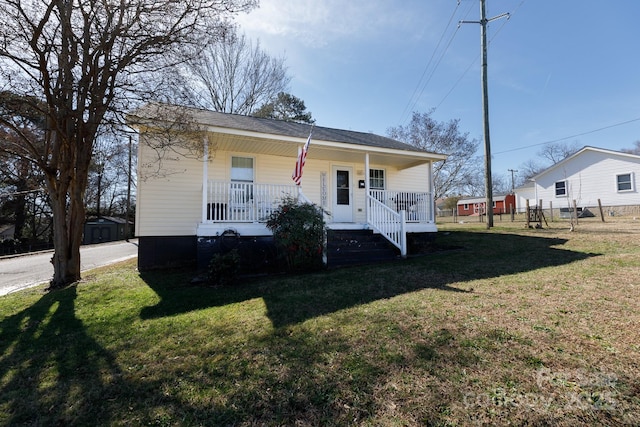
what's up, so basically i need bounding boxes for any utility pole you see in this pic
[460,0,509,229]
[508,169,518,193]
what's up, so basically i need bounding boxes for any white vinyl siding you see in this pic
[531,149,640,207]
[136,138,203,236]
[137,141,436,236]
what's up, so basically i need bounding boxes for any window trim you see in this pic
[230,155,255,183]
[616,172,634,192]
[555,180,567,197]
[368,168,386,190]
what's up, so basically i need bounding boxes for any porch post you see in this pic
[400,211,407,258]
[364,153,370,223]
[201,136,209,223]
[428,160,435,222]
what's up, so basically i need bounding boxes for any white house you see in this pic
[130,104,447,271]
[514,181,535,214]
[528,146,640,215]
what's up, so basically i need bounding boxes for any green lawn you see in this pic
[1,219,639,426]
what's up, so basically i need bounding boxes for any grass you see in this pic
[1,217,639,426]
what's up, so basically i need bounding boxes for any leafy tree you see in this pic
[180,28,290,115]
[253,92,314,123]
[0,0,256,289]
[442,196,461,211]
[387,110,479,200]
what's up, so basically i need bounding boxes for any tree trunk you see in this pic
[48,186,85,288]
[46,144,90,289]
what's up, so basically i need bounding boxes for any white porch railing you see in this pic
[367,193,407,257]
[366,190,433,258]
[369,190,432,223]
[205,181,299,222]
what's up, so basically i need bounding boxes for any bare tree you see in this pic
[85,134,134,218]
[388,110,480,200]
[621,140,640,155]
[538,141,580,165]
[519,158,543,182]
[180,29,290,114]
[518,142,580,185]
[0,0,256,289]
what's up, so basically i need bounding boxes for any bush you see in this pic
[207,249,240,286]
[266,197,325,272]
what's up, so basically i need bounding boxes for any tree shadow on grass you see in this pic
[140,231,598,328]
[0,287,244,425]
[0,287,127,425]
[0,287,502,425]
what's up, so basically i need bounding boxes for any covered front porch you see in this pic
[196,180,436,258]
[194,128,445,258]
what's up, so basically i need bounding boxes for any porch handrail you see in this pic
[205,181,298,223]
[367,191,407,257]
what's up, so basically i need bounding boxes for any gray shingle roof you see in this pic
[137,103,441,155]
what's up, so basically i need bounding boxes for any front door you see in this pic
[332,166,353,222]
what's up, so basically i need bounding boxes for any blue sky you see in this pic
[236,0,640,183]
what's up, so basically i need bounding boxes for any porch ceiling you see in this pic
[206,130,446,170]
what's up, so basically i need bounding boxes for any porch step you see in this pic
[326,229,400,268]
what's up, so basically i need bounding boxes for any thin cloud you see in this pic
[236,0,435,48]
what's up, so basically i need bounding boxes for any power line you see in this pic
[398,1,468,125]
[434,0,525,111]
[494,116,640,155]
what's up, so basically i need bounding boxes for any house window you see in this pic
[492,201,497,208]
[555,181,567,197]
[369,169,385,190]
[231,156,254,183]
[617,173,633,192]
[463,203,469,210]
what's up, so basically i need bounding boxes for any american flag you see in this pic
[292,130,312,186]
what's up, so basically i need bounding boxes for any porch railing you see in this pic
[366,190,433,258]
[205,181,298,222]
[367,192,407,257]
[369,190,432,223]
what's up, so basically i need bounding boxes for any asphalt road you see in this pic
[0,239,138,296]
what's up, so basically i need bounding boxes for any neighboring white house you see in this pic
[527,146,640,215]
[514,181,535,213]
[130,104,447,270]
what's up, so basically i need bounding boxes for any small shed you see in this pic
[457,194,516,216]
[83,216,133,245]
[0,224,15,241]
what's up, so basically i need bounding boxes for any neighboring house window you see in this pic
[231,156,254,183]
[617,173,633,192]
[555,181,567,197]
[492,201,497,208]
[463,203,469,210]
[369,169,385,190]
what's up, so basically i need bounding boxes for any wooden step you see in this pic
[326,229,400,268]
